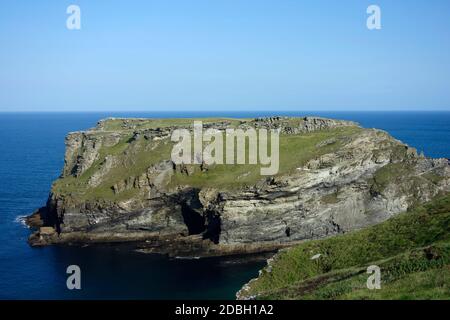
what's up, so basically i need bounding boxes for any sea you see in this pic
[0,111,449,299]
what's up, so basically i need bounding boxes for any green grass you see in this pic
[53,136,173,201]
[169,126,361,189]
[99,117,246,131]
[242,193,450,300]
[372,163,412,191]
[321,192,340,204]
[422,172,445,185]
[257,243,450,300]
[53,125,362,200]
[341,264,450,300]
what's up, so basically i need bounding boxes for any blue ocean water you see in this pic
[0,111,449,299]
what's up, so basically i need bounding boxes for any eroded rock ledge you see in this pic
[27,116,450,257]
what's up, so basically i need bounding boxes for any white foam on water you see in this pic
[14,215,28,228]
[174,256,201,260]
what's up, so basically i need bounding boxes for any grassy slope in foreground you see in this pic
[240,193,450,300]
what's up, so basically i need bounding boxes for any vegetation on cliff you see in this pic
[238,193,450,300]
[52,117,361,201]
[28,116,449,256]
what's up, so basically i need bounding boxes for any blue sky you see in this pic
[1,0,450,112]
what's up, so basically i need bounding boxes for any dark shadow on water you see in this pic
[42,243,268,300]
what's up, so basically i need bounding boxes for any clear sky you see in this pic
[1,0,450,112]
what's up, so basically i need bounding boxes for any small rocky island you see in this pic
[27,117,450,258]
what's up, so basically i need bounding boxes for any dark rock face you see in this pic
[27,117,450,256]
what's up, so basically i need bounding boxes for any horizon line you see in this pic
[1,109,450,114]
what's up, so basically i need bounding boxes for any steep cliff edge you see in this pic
[27,116,450,257]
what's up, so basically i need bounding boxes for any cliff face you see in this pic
[27,117,450,257]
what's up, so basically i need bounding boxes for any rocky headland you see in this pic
[27,116,450,258]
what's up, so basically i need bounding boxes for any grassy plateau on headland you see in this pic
[53,117,362,200]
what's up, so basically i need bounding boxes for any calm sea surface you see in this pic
[0,111,449,299]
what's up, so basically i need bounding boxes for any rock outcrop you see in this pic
[27,117,450,257]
